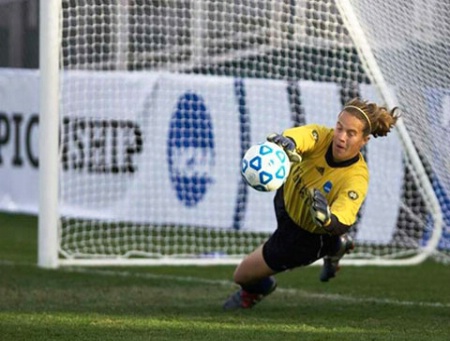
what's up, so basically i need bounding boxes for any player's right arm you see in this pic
[266,133,302,162]
[282,124,325,155]
[267,124,326,162]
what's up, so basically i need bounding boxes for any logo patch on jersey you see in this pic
[348,190,359,200]
[315,166,325,175]
[323,181,332,193]
[312,130,319,142]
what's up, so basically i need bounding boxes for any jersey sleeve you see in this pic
[282,124,327,156]
[330,174,368,226]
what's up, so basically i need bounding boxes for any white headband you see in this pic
[344,105,372,132]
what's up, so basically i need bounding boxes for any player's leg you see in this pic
[223,245,277,310]
[233,244,275,284]
[320,234,354,282]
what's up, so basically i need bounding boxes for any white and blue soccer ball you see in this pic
[241,141,291,192]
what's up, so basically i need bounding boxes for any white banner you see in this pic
[0,69,407,243]
[0,69,40,213]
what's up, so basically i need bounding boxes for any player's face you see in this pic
[332,111,369,162]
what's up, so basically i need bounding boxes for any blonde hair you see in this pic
[343,98,400,138]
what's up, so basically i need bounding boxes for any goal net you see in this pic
[38,0,449,267]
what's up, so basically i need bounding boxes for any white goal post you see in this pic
[39,0,449,268]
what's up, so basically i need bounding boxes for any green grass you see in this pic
[1,212,449,341]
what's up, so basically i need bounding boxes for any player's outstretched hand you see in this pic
[266,133,302,163]
[308,188,331,227]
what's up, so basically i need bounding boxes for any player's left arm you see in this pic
[309,178,368,235]
[308,189,351,235]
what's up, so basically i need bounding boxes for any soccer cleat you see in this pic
[223,279,277,310]
[320,234,355,282]
[319,256,340,282]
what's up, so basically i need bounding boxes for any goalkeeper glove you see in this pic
[266,133,302,163]
[308,188,331,227]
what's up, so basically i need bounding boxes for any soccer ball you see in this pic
[241,141,291,192]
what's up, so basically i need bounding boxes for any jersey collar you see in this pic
[326,142,360,168]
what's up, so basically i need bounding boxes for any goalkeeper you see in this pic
[223,97,399,310]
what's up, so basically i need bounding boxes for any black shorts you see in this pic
[262,186,339,272]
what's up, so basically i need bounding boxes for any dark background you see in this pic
[0,0,39,68]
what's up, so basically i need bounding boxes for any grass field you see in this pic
[1,212,449,341]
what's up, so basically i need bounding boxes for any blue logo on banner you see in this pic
[167,92,215,207]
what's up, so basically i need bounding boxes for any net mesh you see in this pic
[340,1,449,262]
[58,0,449,263]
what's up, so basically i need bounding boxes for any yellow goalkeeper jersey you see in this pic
[282,124,369,234]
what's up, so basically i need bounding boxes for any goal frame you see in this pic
[38,0,443,268]
[334,0,443,266]
[38,0,60,269]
